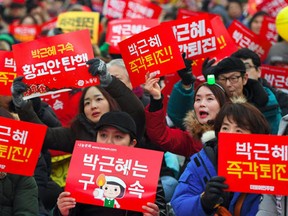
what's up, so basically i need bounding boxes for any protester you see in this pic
[144,72,230,157]
[0,107,39,216]
[247,11,269,35]
[231,47,288,116]
[266,39,288,69]
[171,98,270,216]
[54,111,166,216]
[213,56,281,134]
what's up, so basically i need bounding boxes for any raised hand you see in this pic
[86,58,112,87]
[11,76,28,109]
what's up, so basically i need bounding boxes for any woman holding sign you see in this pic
[11,58,145,153]
[171,98,270,216]
[54,111,165,216]
[0,107,39,216]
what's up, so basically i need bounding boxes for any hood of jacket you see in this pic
[183,110,215,143]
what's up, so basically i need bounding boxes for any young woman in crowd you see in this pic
[54,111,166,216]
[171,99,270,216]
[144,74,231,158]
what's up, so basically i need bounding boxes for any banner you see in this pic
[261,64,288,90]
[65,141,163,212]
[0,51,17,96]
[56,11,100,44]
[106,18,159,54]
[0,117,47,176]
[257,0,288,17]
[218,133,288,195]
[118,23,184,87]
[122,0,162,19]
[9,24,40,42]
[259,16,278,44]
[228,20,272,62]
[12,29,97,99]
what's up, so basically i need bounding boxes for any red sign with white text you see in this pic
[65,141,163,213]
[166,15,237,79]
[122,0,162,19]
[228,20,272,62]
[261,64,288,90]
[12,30,98,99]
[257,0,288,17]
[218,133,288,195]
[9,24,40,42]
[0,51,17,96]
[118,24,184,87]
[106,19,159,54]
[259,16,278,44]
[0,117,47,176]
[102,0,127,19]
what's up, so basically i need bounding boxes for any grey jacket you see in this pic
[257,114,288,216]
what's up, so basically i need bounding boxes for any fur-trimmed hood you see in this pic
[183,110,216,143]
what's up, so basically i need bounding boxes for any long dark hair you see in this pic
[78,86,121,115]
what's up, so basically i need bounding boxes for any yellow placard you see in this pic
[56,11,99,44]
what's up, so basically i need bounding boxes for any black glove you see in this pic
[202,57,216,80]
[201,176,228,213]
[244,78,268,107]
[86,58,112,87]
[177,53,196,85]
[11,76,28,109]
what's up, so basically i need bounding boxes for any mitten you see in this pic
[86,58,112,87]
[202,57,216,80]
[177,53,196,85]
[201,176,228,213]
[11,76,28,109]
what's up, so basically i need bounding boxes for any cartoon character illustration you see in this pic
[93,173,126,208]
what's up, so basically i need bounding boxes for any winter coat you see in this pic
[167,81,194,130]
[244,79,282,134]
[256,114,288,216]
[0,173,39,216]
[16,77,145,153]
[145,102,202,158]
[171,140,260,216]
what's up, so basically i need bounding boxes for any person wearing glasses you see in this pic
[213,56,281,134]
[232,48,288,117]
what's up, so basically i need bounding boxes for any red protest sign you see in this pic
[257,0,288,17]
[118,24,184,87]
[261,64,288,90]
[228,20,272,61]
[259,16,278,44]
[102,0,127,19]
[12,29,98,99]
[218,133,288,195]
[122,0,162,19]
[65,141,163,213]
[0,117,47,176]
[106,18,159,54]
[0,51,17,96]
[9,24,40,42]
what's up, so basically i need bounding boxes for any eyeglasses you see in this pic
[217,75,242,84]
[244,63,257,70]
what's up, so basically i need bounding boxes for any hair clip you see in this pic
[207,74,216,85]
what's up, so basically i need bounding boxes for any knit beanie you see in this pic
[214,57,246,77]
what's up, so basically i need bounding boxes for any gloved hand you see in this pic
[177,53,196,86]
[201,176,228,213]
[11,76,28,109]
[202,57,216,80]
[86,58,112,87]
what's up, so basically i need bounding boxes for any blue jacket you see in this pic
[171,141,260,216]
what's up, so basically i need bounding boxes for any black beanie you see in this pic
[214,57,246,77]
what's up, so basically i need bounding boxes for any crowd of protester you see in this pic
[1,0,288,215]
